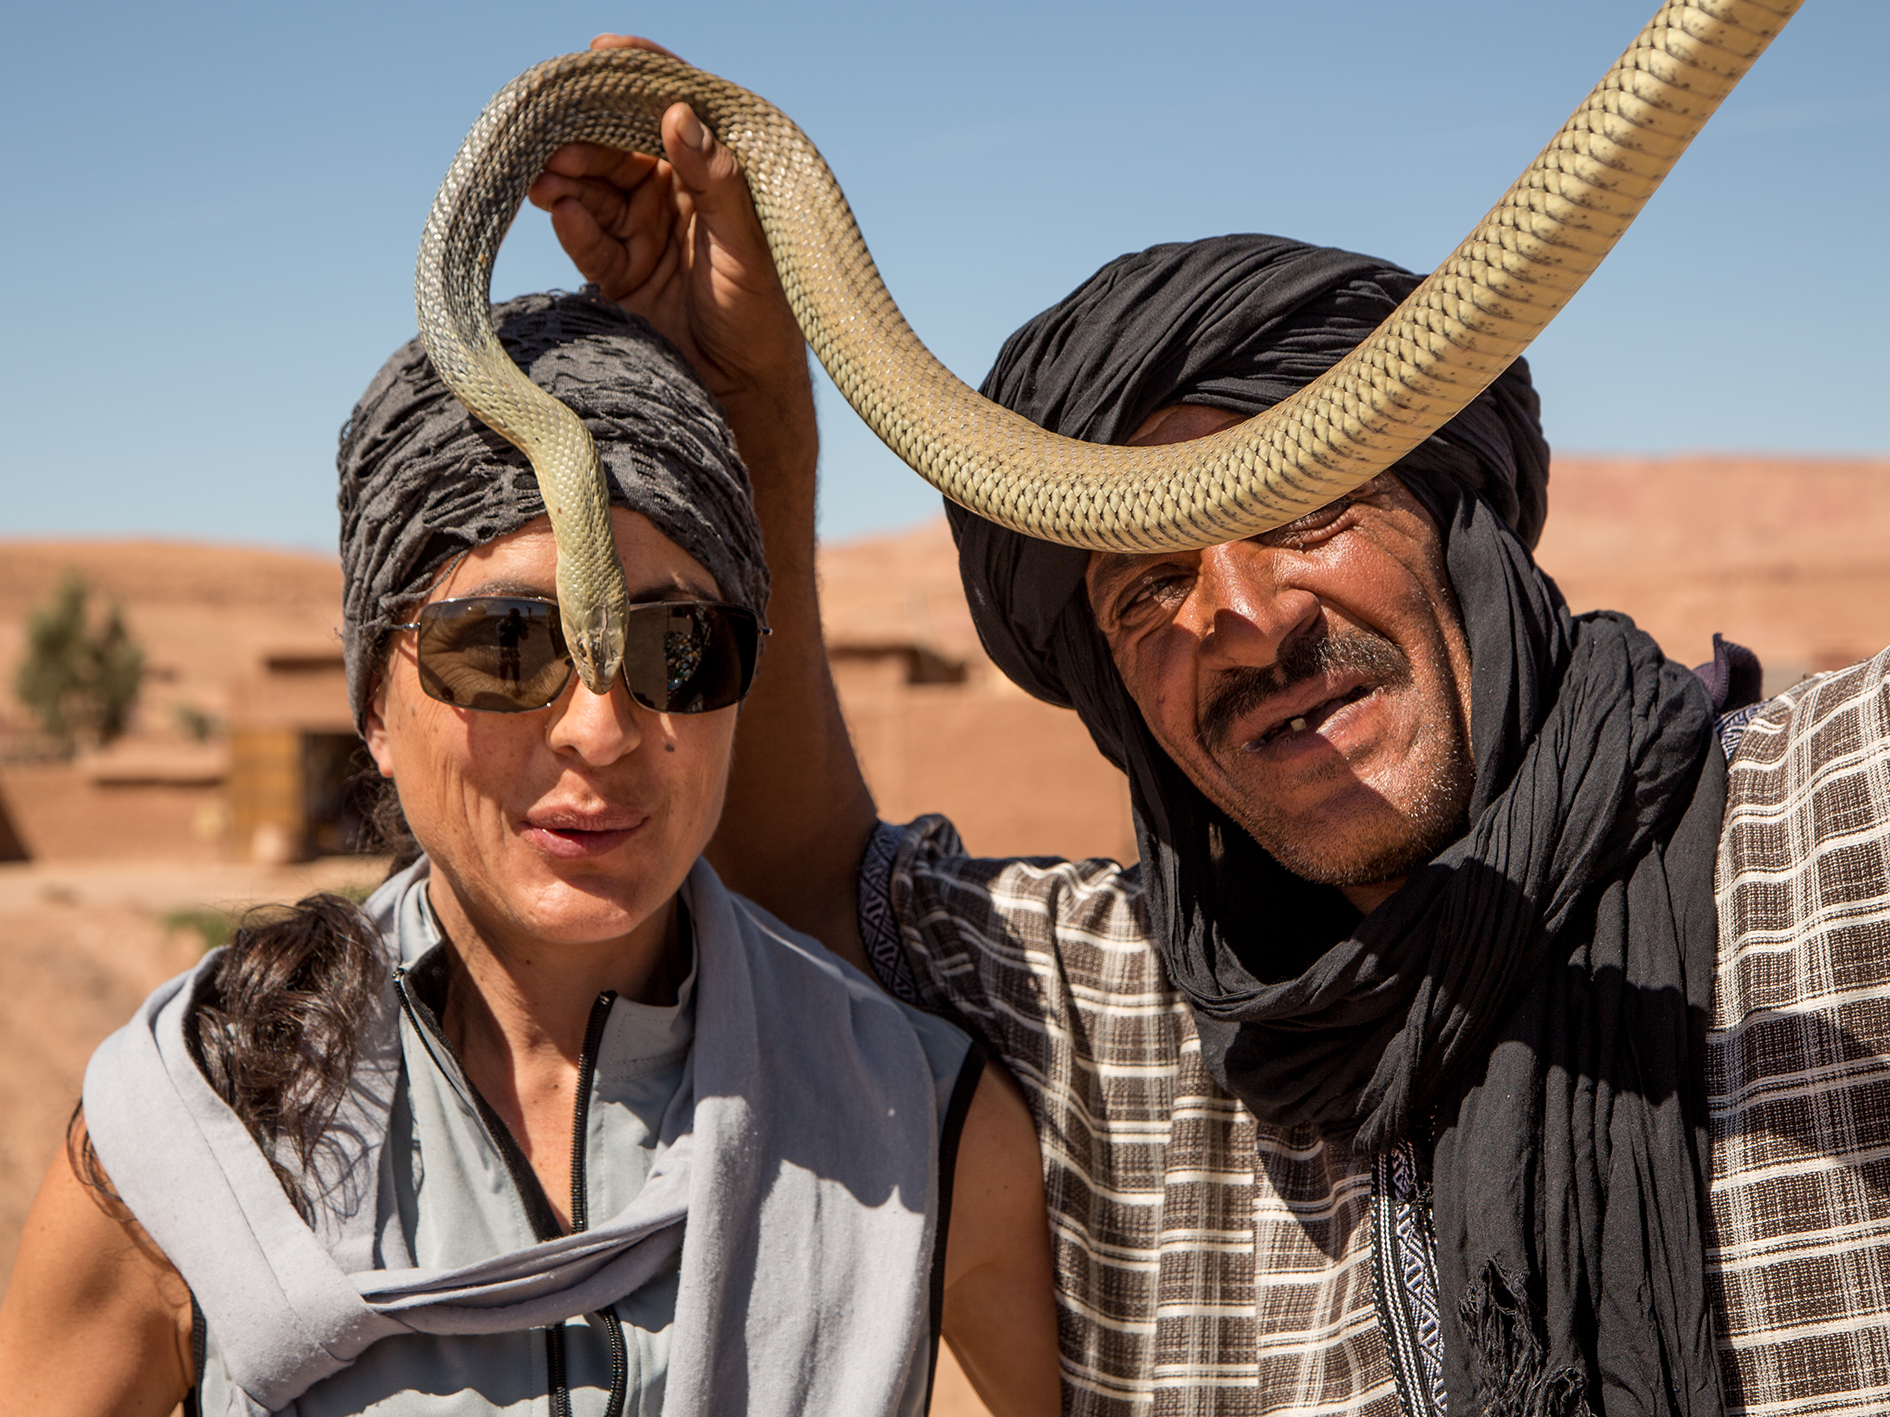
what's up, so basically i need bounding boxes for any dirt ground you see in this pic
[0,855,388,1283]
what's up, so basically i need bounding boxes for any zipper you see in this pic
[546,1327,571,1417]
[569,991,630,1417]
[568,991,614,1232]
[394,968,628,1415]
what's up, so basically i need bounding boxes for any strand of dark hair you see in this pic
[70,773,419,1223]
[183,892,387,1223]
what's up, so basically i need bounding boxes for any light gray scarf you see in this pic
[84,860,947,1416]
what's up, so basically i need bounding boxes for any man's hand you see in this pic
[526,35,809,417]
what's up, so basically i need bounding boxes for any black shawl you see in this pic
[951,235,1726,1416]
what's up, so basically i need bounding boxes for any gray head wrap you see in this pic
[337,289,770,730]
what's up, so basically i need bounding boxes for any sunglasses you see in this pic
[393,596,764,714]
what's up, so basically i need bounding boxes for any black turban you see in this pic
[950,233,1548,721]
[337,289,770,730]
[953,235,1727,1417]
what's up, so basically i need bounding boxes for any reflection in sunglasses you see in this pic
[398,596,764,715]
[666,618,707,695]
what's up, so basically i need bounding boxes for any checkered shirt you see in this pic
[1709,646,1890,1415]
[862,648,1890,1416]
[862,820,1397,1416]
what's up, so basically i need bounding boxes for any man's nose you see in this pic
[546,675,645,764]
[1181,542,1319,669]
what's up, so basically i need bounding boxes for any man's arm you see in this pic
[531,36,875,966]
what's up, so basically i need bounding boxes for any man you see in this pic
[535,36,1890,1417]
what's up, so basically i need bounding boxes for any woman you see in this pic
[0,292,1059,1416]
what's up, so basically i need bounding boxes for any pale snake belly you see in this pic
[416,0,1803,691]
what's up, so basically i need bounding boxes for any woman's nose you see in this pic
[1184,542,1320,669]
[546,676,645,764]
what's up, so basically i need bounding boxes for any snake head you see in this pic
[559,589,627,697]
[566,625,623,696]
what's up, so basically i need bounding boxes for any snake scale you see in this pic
[417,0,1803,692]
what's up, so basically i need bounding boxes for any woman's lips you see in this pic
[520,813,649,860]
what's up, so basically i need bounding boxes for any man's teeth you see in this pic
[1253,685,1373,748]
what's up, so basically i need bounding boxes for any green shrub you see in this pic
[176,704,221,742]
[14,573,144,752]
[162,905,238,953]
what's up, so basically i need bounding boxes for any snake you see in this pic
[417,0,1803,693]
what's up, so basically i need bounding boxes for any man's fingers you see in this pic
[588,33,682,60]
[529,145,668,287]
[530,60,802,394]
[663,104,743,192]
[535,165,678,247]
[660,104,759,238]
[543,169,684,303]
[527,170,588,214]
[545,195,632,294]
[537,141,659,188]
[528,169,638,227]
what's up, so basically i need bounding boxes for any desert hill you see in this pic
[1532,455,1890,682]
[0,538,343,748]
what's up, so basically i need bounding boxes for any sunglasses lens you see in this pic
[414,599,572,712]
[409,597,758,715]
[621,602,760,714]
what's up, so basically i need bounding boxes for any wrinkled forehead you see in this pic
[427,511,725,605]
[1124,403,1247,448]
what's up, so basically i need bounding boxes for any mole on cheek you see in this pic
[664,743,675,753]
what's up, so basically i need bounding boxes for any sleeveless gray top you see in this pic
[88,861,977,1417]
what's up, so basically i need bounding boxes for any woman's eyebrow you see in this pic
[627,579,719,605]
[443,577,721,603]
[451,577,551,599]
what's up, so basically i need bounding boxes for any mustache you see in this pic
[1198,628,1411,754]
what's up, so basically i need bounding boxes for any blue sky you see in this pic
[1,0,1882,552]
